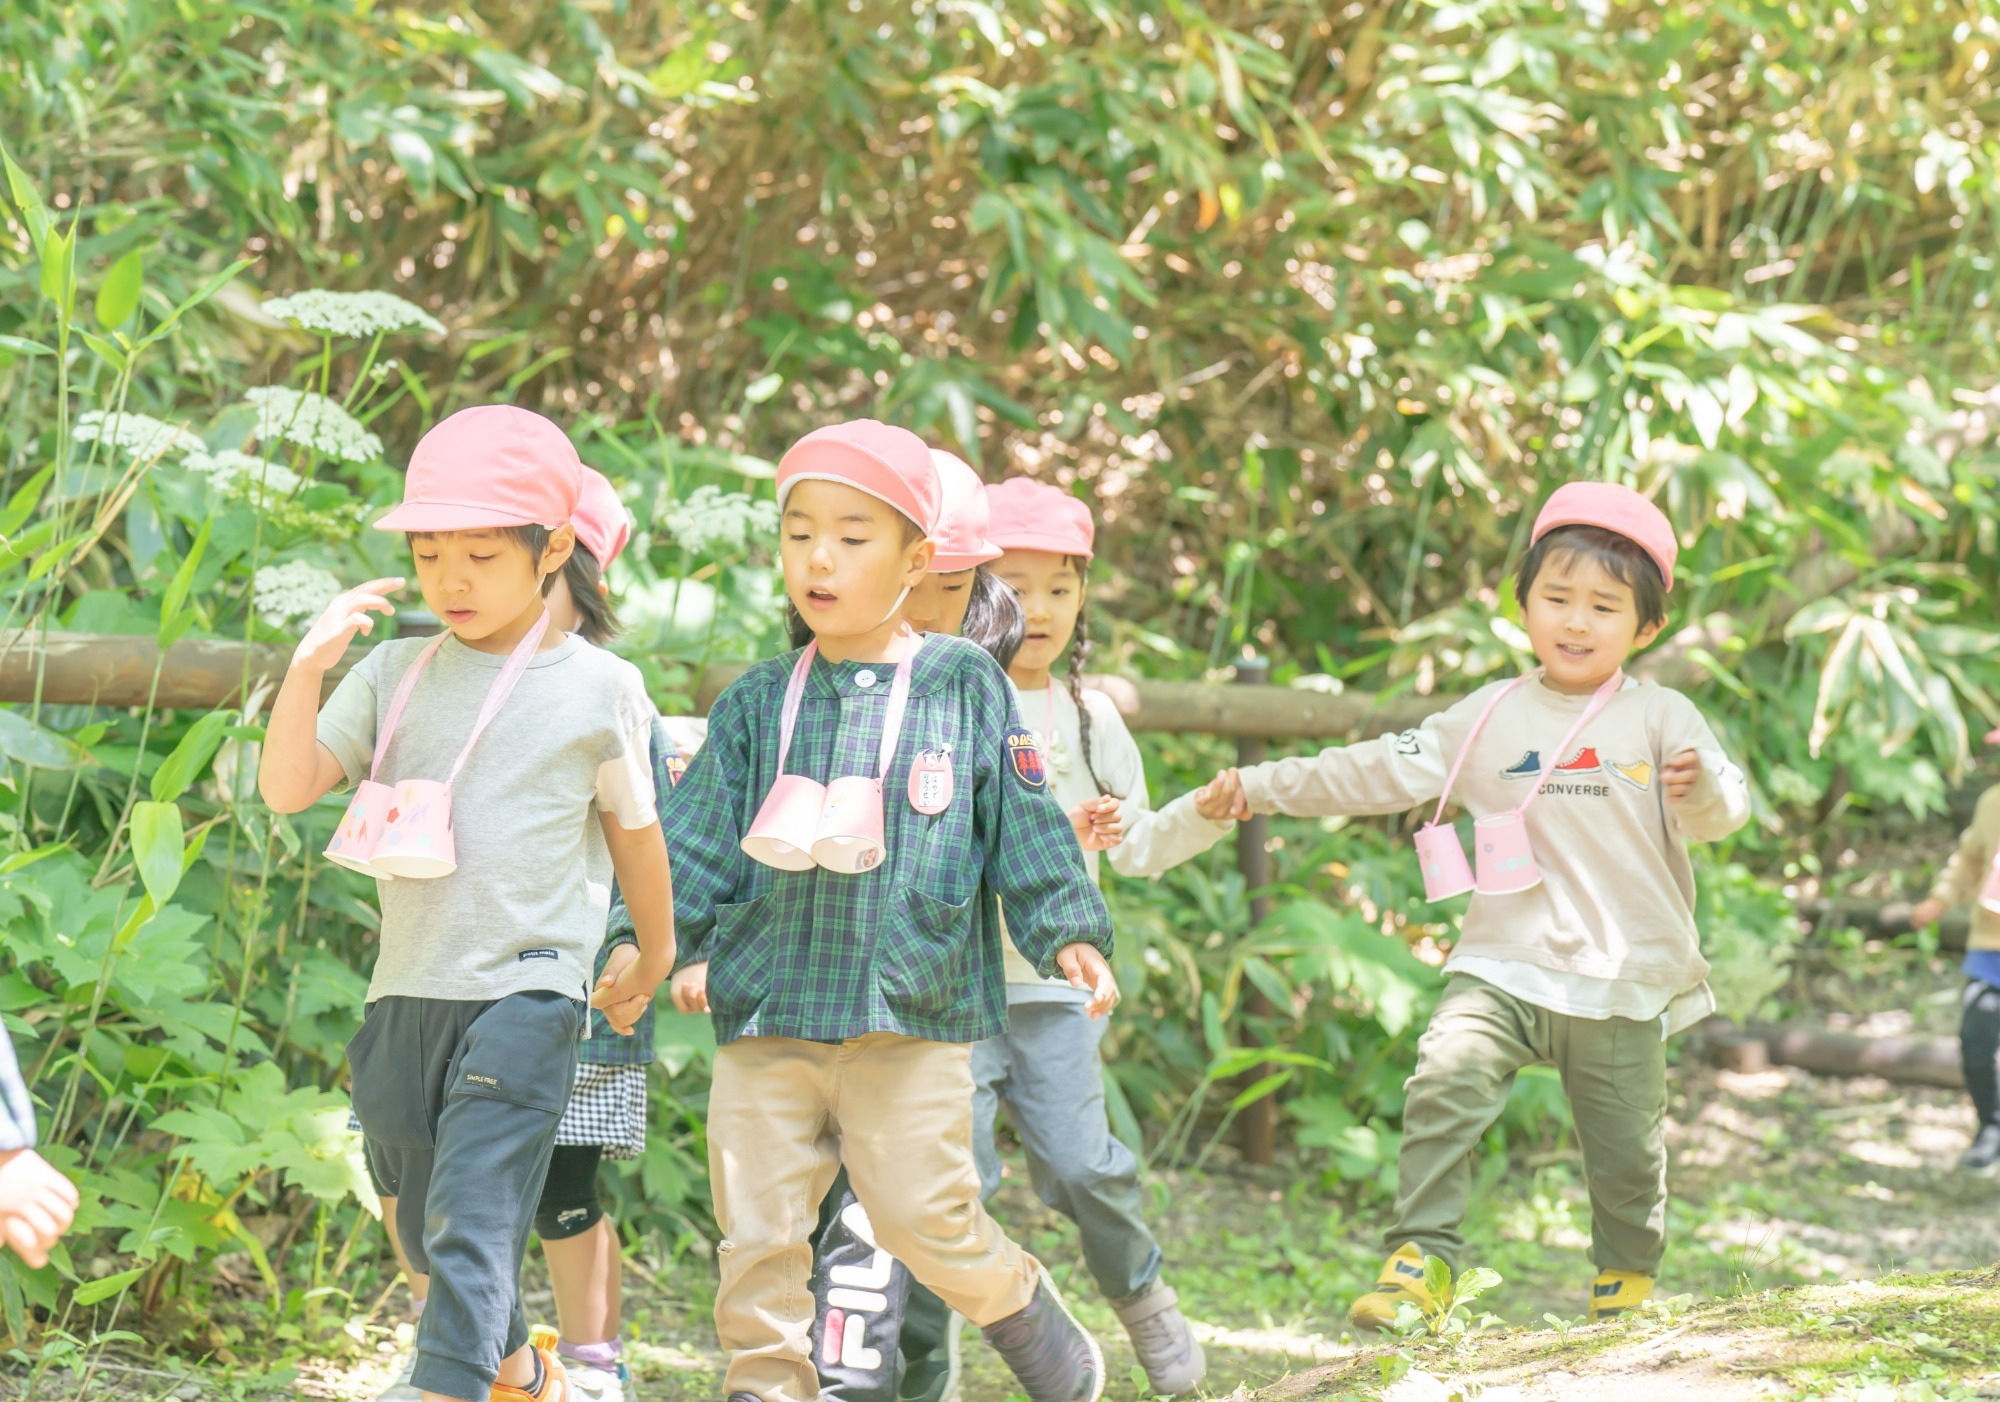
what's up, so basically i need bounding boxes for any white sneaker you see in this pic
[564,1361,630,1402]
[374,1352,421,1402]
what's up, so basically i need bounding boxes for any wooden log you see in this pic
[1798,897,1971,952]
[1746,1022,1964,1088]
[0,630,350,709]
[7,631,1455,738]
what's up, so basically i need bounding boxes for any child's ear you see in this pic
[542,524,578,576]
[1633,616,1666,651]
[905,536,936,585]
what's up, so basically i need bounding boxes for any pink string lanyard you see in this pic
[1424,669,1626,830]
[772,631,923,787]
[373,611,552,790]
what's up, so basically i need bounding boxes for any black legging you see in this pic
[1961,979,2000,1131]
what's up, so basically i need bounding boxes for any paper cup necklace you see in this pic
[742,631,924,875]
[1414,669,1623,901]
[324,611,551,880]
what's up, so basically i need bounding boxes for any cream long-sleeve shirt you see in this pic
[1235,675,1750,998]
[1927,784,2000,952]
[1001,678,1234,999]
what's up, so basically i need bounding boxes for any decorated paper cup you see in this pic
[742,774,828,871]
[1473,812,1541,895]
[1414,822,1476,902]
[371,779,458,879]
[325,779,396,879]
[811,775,888,874]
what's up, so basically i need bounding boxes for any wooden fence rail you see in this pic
[0,630,1453,739]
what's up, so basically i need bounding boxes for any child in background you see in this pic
[978,477,1228,1396]
[368,467,664,1402]
[261,407,674,1402]
[1909,733,2000,1171]
[1196,483,1749,1327]
[0,1030,79,1268]
[664,420,1118,1402]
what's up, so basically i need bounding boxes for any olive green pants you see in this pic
[1389,974,1669,1275]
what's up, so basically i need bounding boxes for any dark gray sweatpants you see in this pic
[350,991,584,1402]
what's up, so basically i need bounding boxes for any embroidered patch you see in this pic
[517,948,560,961]
[665,753,690,788]
[1006,728,1048,789]
[464,1072,500,1088]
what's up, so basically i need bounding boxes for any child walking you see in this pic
[977,477,1228,1395]
[662,419,1119,1402]
[367,467,657,1402]
[1910,735,2000,1171]
[1196,483,1750,1326]
[261,407,674,1402]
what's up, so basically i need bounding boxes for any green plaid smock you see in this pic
[666,634,1112,1046]
[593,715,691,1066]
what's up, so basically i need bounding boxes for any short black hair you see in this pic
[1515,524,1670,629]
[544,543,623,644]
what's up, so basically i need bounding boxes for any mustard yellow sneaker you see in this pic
[1589,1269,1653,1321]
[1348,1243,1434,1332]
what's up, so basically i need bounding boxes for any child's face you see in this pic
[410,527,574,646]
[781,479,932,640]
[991,550,1083,676]
[1522,548,1663,694]
[903,568,976,637]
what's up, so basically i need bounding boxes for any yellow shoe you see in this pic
[1589,1269,1653,1321]
[1348,1243,1434,1332]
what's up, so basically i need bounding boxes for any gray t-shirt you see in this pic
[317,632,658,1006]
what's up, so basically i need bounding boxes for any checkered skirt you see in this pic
[347,1061,648,1160]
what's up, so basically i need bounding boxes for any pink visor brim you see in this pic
[373,501,555,532]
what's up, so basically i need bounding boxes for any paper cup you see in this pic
[325,779,396,878]
[1473,812,1541,895]
[743,774,828,871]
[812,775,888,874]
[1414,822,1476,901]
[371,779,458,879]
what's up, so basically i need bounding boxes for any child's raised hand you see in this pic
[0,1148,79,1269]
[1069,795,1125,851]
[669,962,710,1015]
[590,942,661,1035]
[1055,942,1120,1019]
[1195,768,1249,822]
[293,577,404,673]
[1660,749,1704,802]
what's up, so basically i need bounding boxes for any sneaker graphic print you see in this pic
[1500,750,1542,780]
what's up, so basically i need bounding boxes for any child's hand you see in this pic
[1660,749,1704,801]
[293,577,404,673]
[1069,796,1125,851]
[1195,768,1250,822]
[0,1149,79,1268]
[1055,943,1120,1019]
[670,962,710,1015]
[590,943,662,1035]
[1911,897,1949,930]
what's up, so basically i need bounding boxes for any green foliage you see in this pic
[3,0,2000,1362]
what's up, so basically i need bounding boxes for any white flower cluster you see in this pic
[73,410,203,463]
[253,559,344,626]
[244,386,384,463]
[186,449,304,501]
[661,484,778,556]
[262,290,445,338]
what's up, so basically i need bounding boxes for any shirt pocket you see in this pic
[706,891,779,1016]
[446,991,583,1114]
[878,887,975,1016]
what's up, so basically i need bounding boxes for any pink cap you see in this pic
[375,406,582,533]
[985,478,1095,559]
[777,420,941,535]
[927,451,1002,572]
[572,467,632,569]
[1530,482,1677,591]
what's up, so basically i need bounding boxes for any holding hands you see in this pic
[590,941,669,1035]
[1194,768,1250,823]
[1067,795,1125,851]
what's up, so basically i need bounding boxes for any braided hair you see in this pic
[1062,557,1108,796]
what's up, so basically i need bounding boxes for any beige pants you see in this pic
[709,1033,1042,1402]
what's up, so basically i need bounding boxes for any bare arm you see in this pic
[592,817,675,1030]
[257,577,403,813]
